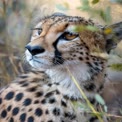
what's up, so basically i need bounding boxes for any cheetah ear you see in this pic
[103,22,122,53]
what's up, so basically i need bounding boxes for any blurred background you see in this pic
[0,0,122,87]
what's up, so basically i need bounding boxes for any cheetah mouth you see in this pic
[26,51,71,69]
[31,57,64,67]
[32,58,48,64]
[26,54,51,69]
[31,58,43,64]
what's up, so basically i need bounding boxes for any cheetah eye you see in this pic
[31,28,42,36]
[63,32,78,40]
[37,28,42,35]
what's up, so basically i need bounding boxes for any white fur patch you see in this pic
[46,63,91,99]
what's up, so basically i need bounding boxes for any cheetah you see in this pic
[0,13,122,122]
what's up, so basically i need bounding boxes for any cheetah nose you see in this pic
[25,45,45,56]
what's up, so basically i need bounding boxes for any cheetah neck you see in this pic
[46,62,105,99]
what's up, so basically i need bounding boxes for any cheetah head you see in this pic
[26,13,104,70]
[25,13,122,71]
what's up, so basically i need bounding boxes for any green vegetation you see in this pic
[110,63,122,71]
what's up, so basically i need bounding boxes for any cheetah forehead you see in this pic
[34,14,95,29]
[34,14,99,39]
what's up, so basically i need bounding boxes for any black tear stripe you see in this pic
[53,36,64,65]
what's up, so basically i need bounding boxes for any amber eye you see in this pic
[63,32,78,40]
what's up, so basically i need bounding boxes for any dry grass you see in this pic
[0,0,47,86]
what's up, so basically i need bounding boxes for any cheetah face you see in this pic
[25,14,104,70]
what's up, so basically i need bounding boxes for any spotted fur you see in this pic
[0,13,122,122]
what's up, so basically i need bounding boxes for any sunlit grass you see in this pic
[110,63,122,71]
